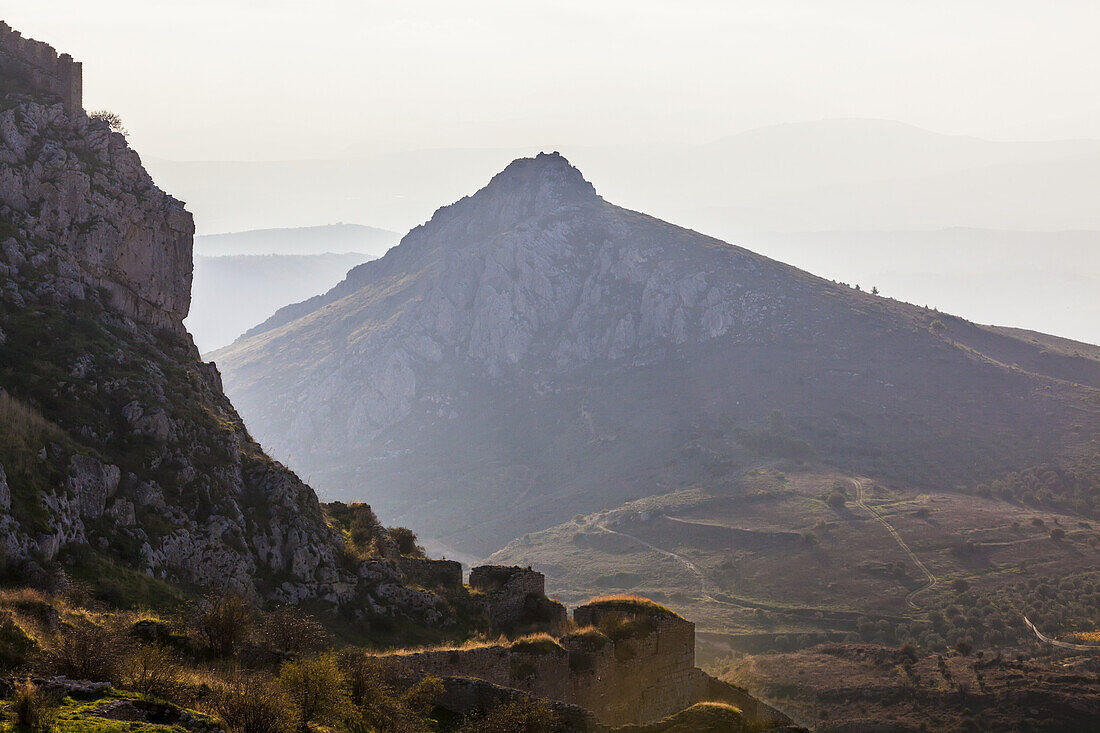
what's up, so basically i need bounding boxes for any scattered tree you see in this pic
[260,607,328,656]
[387,527,426,558]
[278,653,351,731]
[121,644,185,700]
[89,109,128,136]
[194,592,253,656]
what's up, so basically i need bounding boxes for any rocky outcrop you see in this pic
[0,24,450,624]
[0,101,193,327]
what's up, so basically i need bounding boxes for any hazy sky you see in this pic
[6,1,1100,160]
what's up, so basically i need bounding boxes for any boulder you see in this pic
[67,454,120,519]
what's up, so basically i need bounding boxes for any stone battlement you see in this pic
[0,22,82,112]
[469,565,566,632]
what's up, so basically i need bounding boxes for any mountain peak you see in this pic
[475,151,600,215]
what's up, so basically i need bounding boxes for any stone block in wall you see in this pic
[0,22,82,112]
[470,564,545,595]
[398,557,463,589]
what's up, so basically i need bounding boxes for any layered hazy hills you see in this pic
[213,153,1100,556]
[185,224,397,352]
[187,252,374,352]
[194,223,399,257]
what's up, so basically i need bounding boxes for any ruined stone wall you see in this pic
[469,565,560,630]
[398,557,463,589]
[377,601,791,727]
[0,22,82,112]
[380,613,712,726]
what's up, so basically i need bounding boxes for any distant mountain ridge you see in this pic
[213,153,1100,555]
[187,252,373,352]
[195,223,399,257]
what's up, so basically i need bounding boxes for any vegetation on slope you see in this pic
[0,586,561,733]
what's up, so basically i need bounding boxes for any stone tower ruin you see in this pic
[0,22,82,113]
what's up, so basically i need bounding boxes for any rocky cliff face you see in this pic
[0,28,446,623]
[215,153,1100,556]
[0,101,193,328]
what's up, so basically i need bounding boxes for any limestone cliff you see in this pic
[0,26,444,623]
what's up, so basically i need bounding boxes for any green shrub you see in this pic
[207,670,298,733]
[388,527,426,558]
[277,652,351,728]
[194,593,253,656]
[38,616,128,681]
[339,653,440,733]
[0,612,38,670]
[121,644,186,700]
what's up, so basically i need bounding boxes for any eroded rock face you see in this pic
[0,102,193,327]
[219,153,792,447]
[0,25,450,625]
[67,454,120,520]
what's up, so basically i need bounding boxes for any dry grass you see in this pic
[0,391,64,445]
[368,634,514,657]
[370,631,570,659]
[583,594,681,618]
[509,633,565,656]
[1064,630,1100,644]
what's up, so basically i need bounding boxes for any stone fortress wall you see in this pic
[379,565,788,728]
[0,22,82,112]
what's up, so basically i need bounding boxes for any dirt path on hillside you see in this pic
[1023,616,1100,651]
[593,519,881,623]
[850,478,938,609]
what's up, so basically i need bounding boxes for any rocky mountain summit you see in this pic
[214,153,1100,555]
[0,26,444,622]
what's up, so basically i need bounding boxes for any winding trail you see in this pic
[593,521,721,604]
[849,478,937,609]
[593,517,888,622]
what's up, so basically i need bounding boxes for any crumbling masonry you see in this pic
[0,22,82,113]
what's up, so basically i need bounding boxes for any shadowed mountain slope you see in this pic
[213,153,1100,555]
